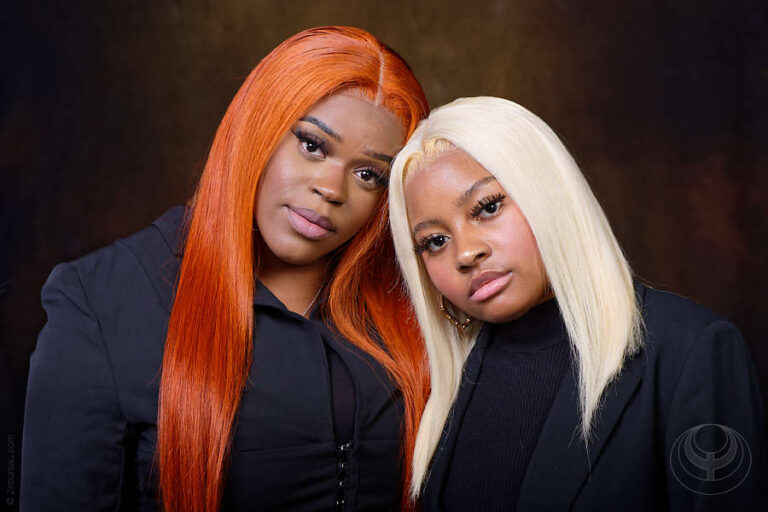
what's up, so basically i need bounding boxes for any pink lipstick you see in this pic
[469,271,513,302]
[287,207,334,240]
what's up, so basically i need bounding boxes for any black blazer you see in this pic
[422,284,767,511]
[20,207,405,511]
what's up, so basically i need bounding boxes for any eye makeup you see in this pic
[354,167,389,189]
[413,233,449,255]
[292,126,390,190]
[412,193,508,255]
[292,128,329,157]
[470,193,506,218]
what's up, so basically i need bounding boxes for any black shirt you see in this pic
[422,286,767,511]
[443,299,571,511]
[21,207,403,511]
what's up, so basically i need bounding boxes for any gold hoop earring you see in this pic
[439,295,474,331]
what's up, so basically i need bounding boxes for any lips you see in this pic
[286,206,335,240]
[469,270,513,302]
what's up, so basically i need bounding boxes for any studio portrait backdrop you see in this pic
[1,1,767,509]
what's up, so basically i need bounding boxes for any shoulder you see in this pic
[639,284,723,329]
[637,283,739,354]
[43,206,187,314]
[632,283,751,398]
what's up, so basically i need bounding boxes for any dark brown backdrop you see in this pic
[1,1,766,508]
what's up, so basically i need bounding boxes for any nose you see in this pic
[455,231,490,270]
[310,162,346,205]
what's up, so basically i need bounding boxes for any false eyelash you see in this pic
[371,170,389,187]
[353,167,389,189]
[413,234,441,255]
[292,128,328,155]
[413,239,429,255]
[470,193,507,217]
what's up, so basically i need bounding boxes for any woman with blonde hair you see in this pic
[21,26,429,511]
[389,96,765,510]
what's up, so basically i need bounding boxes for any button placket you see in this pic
[335,441,353,510]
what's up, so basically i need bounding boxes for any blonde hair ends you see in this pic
[388,97,643,499]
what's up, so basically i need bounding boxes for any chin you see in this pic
[472,300,534,324]
[474,310,518,324]
[262,238,330,266]
[275,253,320,266]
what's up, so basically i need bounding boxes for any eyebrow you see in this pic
[455,176,497,208]
[299,117,394,164]
[412,218,442,236]
[299,116,342,142]
[363,150,394,164]
[412,176,498,235]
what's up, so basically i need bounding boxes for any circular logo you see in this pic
[669,423,752,495]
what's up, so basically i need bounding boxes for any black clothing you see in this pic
[326,345,356,443]
[424,285,767,511]
[443,299,571,511]
[21,207,403,511]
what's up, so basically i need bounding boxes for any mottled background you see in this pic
[1,0,767,508]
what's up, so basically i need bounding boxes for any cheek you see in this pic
[423,257,462,299]
[255,157,301,209]
[343,188,382,231]
[493,213,542,269]
[254,181,274,228]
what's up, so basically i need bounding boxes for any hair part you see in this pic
[388,96,643,499]
[158,26,429,512]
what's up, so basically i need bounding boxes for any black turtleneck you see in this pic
[443,298,572,511]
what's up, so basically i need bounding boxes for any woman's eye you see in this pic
[428,235,448,251]
[357,169,375,181]
[471,193,506,218]
[480,202,499,216]
[293,129,327,157]
[415,234,450,254]
[299,137,325,156]
[354,168,388,189]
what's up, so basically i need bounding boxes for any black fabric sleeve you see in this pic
[664,320,767,510]
[20,263,128,511]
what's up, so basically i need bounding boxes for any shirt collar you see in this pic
[253,278,324,320]
[492,298,566,352]
[253,279,286,309]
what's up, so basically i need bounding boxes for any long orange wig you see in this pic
[157,26,430,511]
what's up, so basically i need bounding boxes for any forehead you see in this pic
[303,92,404,145]
[405,149,494,212]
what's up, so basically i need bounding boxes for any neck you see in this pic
[256,242,330,317]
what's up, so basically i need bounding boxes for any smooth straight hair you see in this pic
[388,96,643,498]
[159,26,429,512]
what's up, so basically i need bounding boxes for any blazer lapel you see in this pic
[421,322,497,510]
[516,350,646,511]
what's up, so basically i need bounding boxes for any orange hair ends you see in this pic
[157,26,429,512]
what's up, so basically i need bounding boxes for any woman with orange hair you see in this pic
[20,26,429,511]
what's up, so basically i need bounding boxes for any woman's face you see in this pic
[255,91,403,266]
[404,149,550,324]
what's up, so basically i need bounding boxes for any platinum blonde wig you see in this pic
[388,96,643,498]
